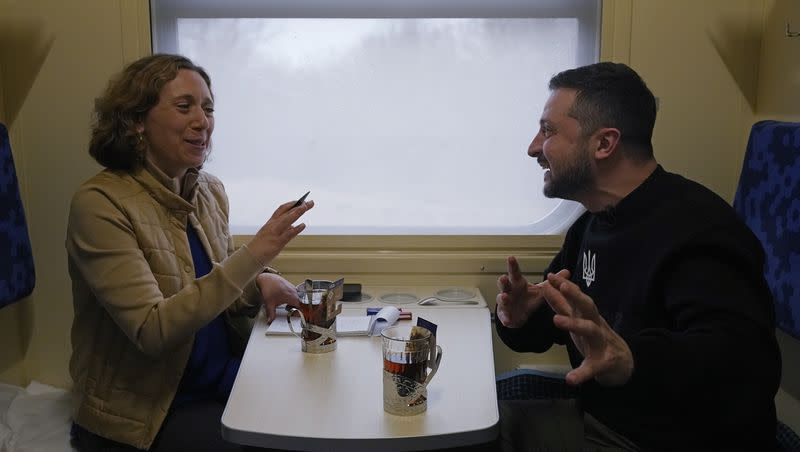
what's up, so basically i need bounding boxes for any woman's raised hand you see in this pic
[246,199,314,267]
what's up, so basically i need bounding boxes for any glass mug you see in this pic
[287,280,342,353]
[381,325,443,415]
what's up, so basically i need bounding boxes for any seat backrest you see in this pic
[733,120,800,340]
[0,122,36,308]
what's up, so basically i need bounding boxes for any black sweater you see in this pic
[497,166,781,451]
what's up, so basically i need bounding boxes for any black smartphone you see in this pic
[292,190,311,208]
[341,283,362,302]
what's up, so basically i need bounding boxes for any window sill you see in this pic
[234,234,564,275]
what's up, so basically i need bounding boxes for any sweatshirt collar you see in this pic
[595,165,665,226]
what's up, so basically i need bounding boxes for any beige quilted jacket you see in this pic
[66,161,263,449]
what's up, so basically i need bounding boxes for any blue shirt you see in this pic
[173,226,240,406]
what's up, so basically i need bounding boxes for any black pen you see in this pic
[292,190,311,208]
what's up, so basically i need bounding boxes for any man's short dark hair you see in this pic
[549,62,657,160]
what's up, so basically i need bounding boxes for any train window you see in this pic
[151,0,598,235]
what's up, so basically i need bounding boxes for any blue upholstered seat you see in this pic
[733,120,800,340]
[0,122,35,309]
[495,368,576,401]
[731,120,800,452]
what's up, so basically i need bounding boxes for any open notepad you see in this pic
[265,306,405,336]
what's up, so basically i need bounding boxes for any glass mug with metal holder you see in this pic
[286,279,343,353]
[381,324,443,415]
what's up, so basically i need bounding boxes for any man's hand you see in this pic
[540,272,634,387]
[496,256,570,328]
[255,273,301,323]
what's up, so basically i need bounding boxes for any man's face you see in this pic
[527,88,594,201]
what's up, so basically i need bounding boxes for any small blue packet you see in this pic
[416,317,438,362]
[416,317,437,337]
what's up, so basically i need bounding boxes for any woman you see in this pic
[66,54,311,451]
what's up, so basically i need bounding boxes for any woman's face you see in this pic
[140,69,214,179]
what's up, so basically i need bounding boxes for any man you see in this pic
[495,62,781,451]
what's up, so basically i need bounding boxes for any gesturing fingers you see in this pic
[495,292,512,327]
[271,198,314,222]
[553,314,601,338]
[264,304,278,324]
[565,362,596,386]
[264,200,314,238]
[506,256,523,285]
[497,274,511,292]
[269,199,299,220]
[544,272,598,319]
[282,223,307,241]
[540,275,574,317]
[544,272,634,387]
[281,199,314,226]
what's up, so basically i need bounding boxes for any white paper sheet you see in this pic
[264,314,374,336]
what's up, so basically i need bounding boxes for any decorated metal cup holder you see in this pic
[286,279,343,354]
[381,325,443,415]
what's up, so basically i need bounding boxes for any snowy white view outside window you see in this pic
[170,17,589,234]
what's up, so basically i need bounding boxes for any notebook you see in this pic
[264,306,405,336]
[265,313,374,336]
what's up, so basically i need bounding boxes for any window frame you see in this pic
[147,0,610,284]
[152,0,600,67]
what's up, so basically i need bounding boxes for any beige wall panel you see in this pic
[757,0,800,121]
[0,0,55,126]
[0,0,53,386]
[627,0,760,203]
[0,0,149,389]
[600,0,632,63]
[0,60,5,123]
[0,301,30,386]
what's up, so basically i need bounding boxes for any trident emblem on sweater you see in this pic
[582,250,596,287]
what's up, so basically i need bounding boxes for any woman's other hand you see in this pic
[256,273,301,323]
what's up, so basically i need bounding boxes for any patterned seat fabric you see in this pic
[495,369,577,401]
[733,120,800,340]
[778,420,800,452]
[0,122,35,308]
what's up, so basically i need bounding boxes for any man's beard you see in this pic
[543,144,594,200]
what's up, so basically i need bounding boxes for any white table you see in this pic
[221,291,499,451]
